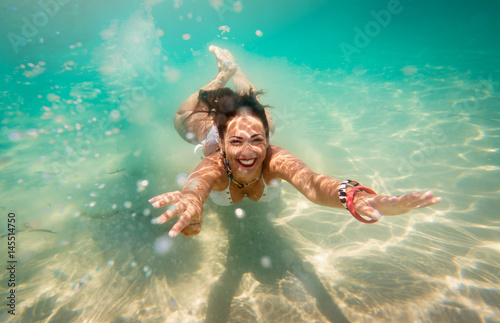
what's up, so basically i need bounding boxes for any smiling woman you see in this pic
[149,45,442,239]
[147,45,443,323]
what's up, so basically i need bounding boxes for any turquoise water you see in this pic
[1,0,499,322]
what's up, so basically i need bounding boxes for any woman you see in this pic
[149,46,442,238]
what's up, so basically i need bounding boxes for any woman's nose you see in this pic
[241,142,254,155]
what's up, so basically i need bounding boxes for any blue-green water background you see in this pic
[1,0,499,322]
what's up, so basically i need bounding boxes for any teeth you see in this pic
[239,159,255,165]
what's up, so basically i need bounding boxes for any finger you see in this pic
[416,197,442,209]
[149,191,182,208]
[169,210,194,238]
[407,191,435,208]
[153,201,187,225]
[356,204,382,221]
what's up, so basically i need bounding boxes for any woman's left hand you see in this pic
[353,191,442,221]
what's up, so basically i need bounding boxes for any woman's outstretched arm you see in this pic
[267,146,441,221]
[149,154,226,237]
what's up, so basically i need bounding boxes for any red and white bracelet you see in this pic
[345,186,379,224]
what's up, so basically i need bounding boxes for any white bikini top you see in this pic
[209,178,282,206]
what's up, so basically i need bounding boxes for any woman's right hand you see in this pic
[149,191,203,238]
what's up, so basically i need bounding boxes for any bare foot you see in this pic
[209,45,238,75]
[221,49,255,94]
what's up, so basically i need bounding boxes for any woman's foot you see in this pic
[222,48,255,94]
[209,45,238,75]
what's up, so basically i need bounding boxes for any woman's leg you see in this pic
[289,257,350,323]
[222,49,275,135]
[174,46,237,144]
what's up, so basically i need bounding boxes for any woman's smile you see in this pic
[236,158,257,168]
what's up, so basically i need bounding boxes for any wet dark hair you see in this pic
[187,87,270,141]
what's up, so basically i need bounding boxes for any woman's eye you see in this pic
[252,138,264,144]
[229,140,242,145]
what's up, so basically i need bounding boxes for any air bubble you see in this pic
[154,236,173,254]
[176,173,188,186]
[260,256,272,268]
[235,208,245,219]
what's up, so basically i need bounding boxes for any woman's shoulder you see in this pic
[264,145,300,177]
[265,146,307,181]
[265,145,297,163]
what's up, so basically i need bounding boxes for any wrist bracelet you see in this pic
[338,180,361,209]
[346,186,379,224]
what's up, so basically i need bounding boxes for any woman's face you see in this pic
[223,111,269,180]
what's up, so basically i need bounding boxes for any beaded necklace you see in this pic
[222,151,263,189]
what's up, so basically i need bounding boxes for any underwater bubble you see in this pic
[75,183,82,189]
[111,204,117,210]
[89,201,96,207]
[269,179,280,187]
[133,150,141,157]
[143,208,151,216]
[219,25,230,33]
[131,213,137,218]
[187,13,192,19]
[60,238,70,245]
[164,66,181,83]
[260,256,272,268]
[124,201,132,209]
[27,129,38,137]
[89,192,98,197]
[67,195,72,200]
[154,236,173,254]
[142,265,150,273]
[235,208,245,219]
[17,179,24,184]
[47,93,60,102]
[107,260,114,267]
[8,132,21,141]
[255,30,263,37]
[196,16,202,22]
[176,173,188,186]
[185,132,195,141]
[109,109,120,122]
[233,1,243,12]
[156,28,164,36]
[98,183,105,189]
[145,269,152,278]
[73,211,81,217]
[141,180,149,187]
[182,33,191,40]
[130,261,137,268]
